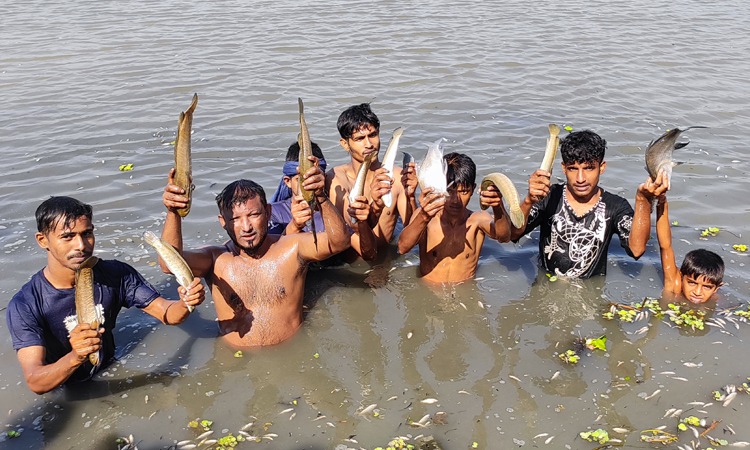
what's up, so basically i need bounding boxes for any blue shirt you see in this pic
[269,198,326,235]
[6,259,160,382]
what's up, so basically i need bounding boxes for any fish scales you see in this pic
[645,126,706,188]
[479,173,524,228]
[540,124,561,173]
[174,93,198,217]
[75,256,102,366]
[381,127,404,208]
[416,139,448,196]
[297,98,317,251]
[143,231,195,312]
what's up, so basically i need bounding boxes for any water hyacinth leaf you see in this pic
[579,429,609,444]
[733,244,748,252]
[586,335,607,351]
[234,350,243,358]
[564,126,573,131]
[119,163,134,171]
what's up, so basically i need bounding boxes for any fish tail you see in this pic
[298,97,304,114]
[548,123,560,137]
[510,208,525,229]
[310,195,318,252]
[186,93,198,115]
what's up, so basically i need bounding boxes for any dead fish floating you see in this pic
[645,126,707,189]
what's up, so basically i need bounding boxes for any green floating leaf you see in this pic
[579,429,609,444]
[586,335,607,351]
[549,276,558,282]
[7,430,21,438]
[234,350,243,358]
[733,244,747,252]
[671,221,679,226]
[564,126,573,131]
[119,163,134,171]
[313,352,320,358]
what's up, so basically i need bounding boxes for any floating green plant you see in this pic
[560,349,580,364]
[579,429,609,444]
[586,335,607,351]
[701,227,720,237]
[7,430,20,438]
[234,351,243,358]
[119,163,134,171]
[667,303,705,330]
[373,436,416,450]
[564,126,573,131]
[733,244,747,252]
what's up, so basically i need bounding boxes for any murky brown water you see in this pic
[2,0,749,449]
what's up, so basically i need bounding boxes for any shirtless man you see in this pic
[397,153,512,282]
[326,103,417,260]
[160,159,350,347]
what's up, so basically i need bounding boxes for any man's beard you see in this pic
[232,232,266,256]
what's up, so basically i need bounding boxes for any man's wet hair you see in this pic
[680,249,725,286]
[560,130,606,165]
[337,103,380,141]
[216,180,267,213]
[285,141,325,162]
[444,152,476,189]
[36,196,93,236]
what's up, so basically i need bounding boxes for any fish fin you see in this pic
[674,141,690,150]
[681,125,708,131]
[186,93,198,115]
[310,195,318,253]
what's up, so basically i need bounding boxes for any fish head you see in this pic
[37,213,95,272]
[341,124,380,163]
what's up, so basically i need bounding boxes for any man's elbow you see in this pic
[26,378,55,395]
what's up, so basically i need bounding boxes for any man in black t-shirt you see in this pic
[6,197,205,394]
[510,130,663,278]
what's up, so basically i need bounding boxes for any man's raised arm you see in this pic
[160,168,215,277]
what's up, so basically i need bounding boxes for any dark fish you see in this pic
[297,98,317,251]
[645,126,706,189]
[402,151,415,168]
[174,94,198,217]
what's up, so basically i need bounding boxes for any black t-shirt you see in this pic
[518,184,636,278]
[6,259,160,382]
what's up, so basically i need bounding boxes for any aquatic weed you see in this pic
[579,429,609,444]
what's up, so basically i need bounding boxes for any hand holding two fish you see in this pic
[163,168,191,212]
[68,322,104,364]
[418,187,445,218]
[401,162,418,198]
[177,277,205,310]
[479,183,504,209]
[527,169,551,203]
[299,156,326,200]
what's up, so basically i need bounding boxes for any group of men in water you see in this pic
[7,103,725,393]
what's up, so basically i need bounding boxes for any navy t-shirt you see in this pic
[517,184,636,278]
[6,259,160,383]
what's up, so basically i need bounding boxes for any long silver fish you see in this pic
[297,98,317,251]
[174,94,198,217]
[75,256,102,366]
[143,231,195,312]
[380,127,404,208]
[540,124,561,174]
[480,173,524,228]
[645,126,706,189]
[416,139,448,197]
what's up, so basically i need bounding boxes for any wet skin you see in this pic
[161,160,350,347]
[398,183,511,283]
[327,124,418,260]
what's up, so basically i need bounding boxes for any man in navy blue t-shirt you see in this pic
[6,197,206,394]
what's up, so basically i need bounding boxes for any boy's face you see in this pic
[445,183,474,216]
[36,215,96,272]
[562,160,606,202]
[681,274,722,304]
[283,174,300,196]
[340,124,380,163]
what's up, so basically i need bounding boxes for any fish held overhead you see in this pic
[480,173,524,228]
[297,97,318,251]
[416,138,448,197]
[174,93,198,217]
[380,127,404,208]
[75,256,102,366]
[645,126,707,189]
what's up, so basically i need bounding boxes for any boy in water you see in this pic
[397,153,511,282]
[644,171,724,303]
[268,141,327,235]
[511,130,654,278]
